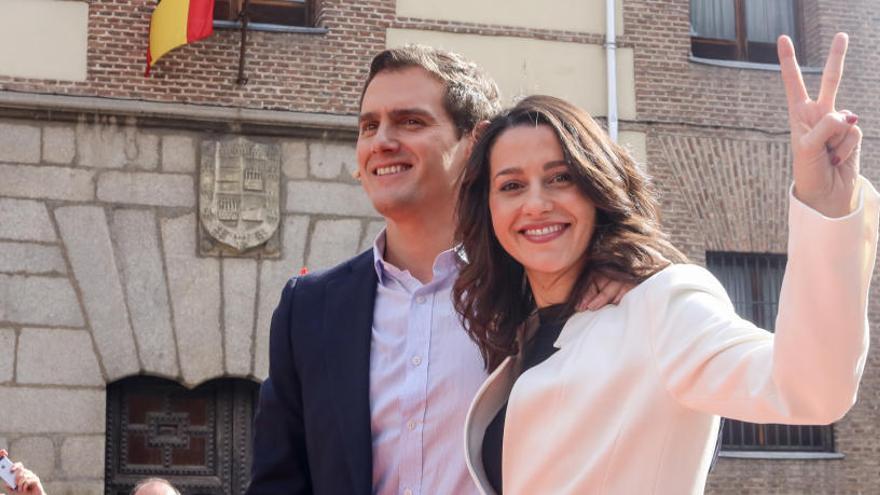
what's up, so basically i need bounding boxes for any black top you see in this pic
[481,304,570,494]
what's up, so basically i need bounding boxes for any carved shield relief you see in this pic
[199,137,281,257]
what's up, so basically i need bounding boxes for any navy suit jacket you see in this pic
[247,250,378,495]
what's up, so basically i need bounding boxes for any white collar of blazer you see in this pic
[463,313,537,495]
[463,308,605,494]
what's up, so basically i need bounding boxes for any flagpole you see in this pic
[237,0,250,86]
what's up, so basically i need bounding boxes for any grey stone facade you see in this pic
[0,109,378,491]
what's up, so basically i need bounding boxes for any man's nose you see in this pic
[371,124,399,154]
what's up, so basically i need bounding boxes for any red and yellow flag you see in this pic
[145,0,215,76]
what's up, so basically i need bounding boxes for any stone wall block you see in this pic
[60,436,104,479]
[359,220,385,252]
[0,275,84,327]
[0,242,66,274]
[17,328,103,386]
[0,328,14,382]
[308,141,356,179]
[162,135,196,173]
[110,209,178,377]
[0,122,40,164]
[222,258,257,376]
[127,133,159,170]
[8,436,55,479]
[307,219,362,270]
[0,199,56,242]
[76,120,126,169]
[43,126,76,165]
[286,181,379,217]
[41,481,103,495]
[161,214,223,386]
[97,171,194,207]
[254,215,309,378]
[281,140,308,179]
[0,386,104,433]
[55,206,138,380]
[0,164,94,202]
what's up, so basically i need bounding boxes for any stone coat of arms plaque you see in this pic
[199,137,281,257]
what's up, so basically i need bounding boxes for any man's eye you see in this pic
[360,122,378,134]
[403,119,424,127]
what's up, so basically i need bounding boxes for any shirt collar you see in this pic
[371,228,461,287]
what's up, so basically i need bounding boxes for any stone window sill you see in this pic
[214,20,328,34]
[719,451,844,460]
[689,55,821,74]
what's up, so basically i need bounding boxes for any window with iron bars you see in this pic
[706,252,835,453]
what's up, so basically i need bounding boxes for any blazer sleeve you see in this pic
[647,176,880,425]
[247,278,313,495]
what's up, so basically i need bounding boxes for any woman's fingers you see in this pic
[778,35,809,111]
[817,33,849,111]
[801,112,854,157]
[829,125,862,167]
[827,110,857,150]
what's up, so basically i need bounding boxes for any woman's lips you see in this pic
[520,223,569,243]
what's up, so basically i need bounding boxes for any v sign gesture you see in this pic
[779,33,862,218]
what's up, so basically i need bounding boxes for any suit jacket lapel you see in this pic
[323,251,377,495]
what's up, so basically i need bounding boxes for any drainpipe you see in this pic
[605,0,619,142]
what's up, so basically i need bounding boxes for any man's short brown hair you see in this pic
[361,45,502,136]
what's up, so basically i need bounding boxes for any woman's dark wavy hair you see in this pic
[453,95,688,371]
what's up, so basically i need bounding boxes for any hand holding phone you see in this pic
[0,455,16,491]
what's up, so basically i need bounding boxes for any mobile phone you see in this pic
[0,455,16,490]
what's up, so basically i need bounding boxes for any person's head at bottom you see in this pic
[131,478,180,495]
[454,94,687,369]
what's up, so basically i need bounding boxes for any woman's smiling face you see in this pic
[488,124,597,306]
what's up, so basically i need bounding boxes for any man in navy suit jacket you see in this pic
[246,46,504,495]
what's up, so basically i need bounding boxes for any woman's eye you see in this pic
[549,173,572,185]
[499,181,522,192]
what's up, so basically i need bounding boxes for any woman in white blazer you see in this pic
[452,34,878,494]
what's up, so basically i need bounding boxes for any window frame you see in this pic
[212,0,328,33]
[690,0,804,64]
[705,251,837,456]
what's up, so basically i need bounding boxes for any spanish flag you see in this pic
[145,0,215,76]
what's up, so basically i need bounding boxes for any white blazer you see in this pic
[464,178,880,495]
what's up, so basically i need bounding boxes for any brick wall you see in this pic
[0,0,395,114]
[625,1,880,493]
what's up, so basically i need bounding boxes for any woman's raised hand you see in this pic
[778,33,861,217]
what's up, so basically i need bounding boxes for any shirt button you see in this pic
[407,420,416,431]
[403,489,413,495]
[415,295,426,304]
[411,356,422,366]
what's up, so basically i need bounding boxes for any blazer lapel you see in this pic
[463,356,519,495]
[323,251,378,495]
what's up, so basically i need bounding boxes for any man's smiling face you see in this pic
[356,66,470,220]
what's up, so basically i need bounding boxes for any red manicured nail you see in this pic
[831,155,841,166]
[846,114,859,125]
